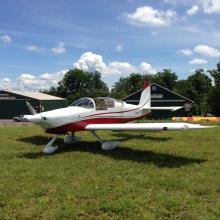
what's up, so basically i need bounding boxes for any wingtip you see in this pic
[184,123,216,129]
[171,106,183,112]
[202,125,216,129]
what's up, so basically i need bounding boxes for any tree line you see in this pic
[43,62,220,116]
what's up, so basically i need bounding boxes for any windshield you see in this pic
[69,98,94,109]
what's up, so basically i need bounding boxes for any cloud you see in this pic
[26,45,44,52]
[125,6,176,26]
[0,52,157,91]
[151,31,159,36]
[73,52,134,75]
[199,0,220,13]
[107,61,135,75]
[19,73,36,82]
[189,58,208,64]
[0,78,12,89]
[73,52,107,73]
[115,44,123,52]
[140,62,156,74]
[73,52,156,75]
[0,78,13,90]
[0,70,68,91]
[163,0,191,5]
[164,0,220,14]
[163,0,178,4]
[0,35,11,43]
[186,5,199,15]
[178,49,193,56]
[194,44,220,57]
[51,42,66,54]
[1,77,11,83]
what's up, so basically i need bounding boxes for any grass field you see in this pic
[0,122,220,220]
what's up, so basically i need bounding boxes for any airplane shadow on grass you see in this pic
[18,135,206,168]
[111,132,173,142]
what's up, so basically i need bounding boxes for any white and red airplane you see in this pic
[24,81,212,153]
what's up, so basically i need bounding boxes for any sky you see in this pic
[0,0,220,91]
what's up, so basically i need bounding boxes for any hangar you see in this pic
[123,83,193,119]
[0,90,67,119]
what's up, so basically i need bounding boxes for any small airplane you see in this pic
[24,81,213,153]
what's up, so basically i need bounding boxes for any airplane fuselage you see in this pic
[26,101,150,134]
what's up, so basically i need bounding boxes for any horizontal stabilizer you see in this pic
[86,123,214,131]
[144,106,183,112]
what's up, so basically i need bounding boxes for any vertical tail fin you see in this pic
[139,81,151,108]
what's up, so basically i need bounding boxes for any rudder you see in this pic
[139,81,151,108]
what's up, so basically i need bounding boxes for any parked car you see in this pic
[13,115,29,122]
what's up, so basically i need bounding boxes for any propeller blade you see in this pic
[26,101,36,115]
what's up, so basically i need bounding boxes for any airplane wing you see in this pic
[85,122,213,131]
[144,107,183,111]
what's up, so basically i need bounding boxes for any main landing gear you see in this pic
[90,131,119,151]
[64,133,81,144]
[43,131,119,154]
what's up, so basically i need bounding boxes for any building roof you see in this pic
[2,90,65,100]
[123,83,193,103]
[151,83,194,102]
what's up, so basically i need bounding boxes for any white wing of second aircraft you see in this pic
[145,106,183,112]
[85,122,214,131]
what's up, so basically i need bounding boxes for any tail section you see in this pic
[139,81,151,108]
[139,81,183,112]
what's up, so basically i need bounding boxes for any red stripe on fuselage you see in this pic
[45,113,149,134]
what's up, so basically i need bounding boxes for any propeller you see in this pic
[25,101,37,115]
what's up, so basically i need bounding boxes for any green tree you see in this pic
[44,69,109,103]
[110,77,129,99]
[208,62,220,115]
[175,79,195,99]
[209,62,220,87]
[187,69,212,114]
[154,69,178,90]
[111,73,152,99]
[111,70,177,99]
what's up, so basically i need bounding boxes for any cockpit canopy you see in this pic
[69,97,124,110]
[69,98,94,109]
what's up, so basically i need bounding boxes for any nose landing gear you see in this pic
[43,136,58,154]
[64,133,81,144]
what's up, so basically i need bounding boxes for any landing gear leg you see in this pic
[64,132,81,144]
[43,136,58,154]
[90,131,119,151]
[90,131,104,144]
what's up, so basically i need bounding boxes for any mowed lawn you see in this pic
[0,122,220,220]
